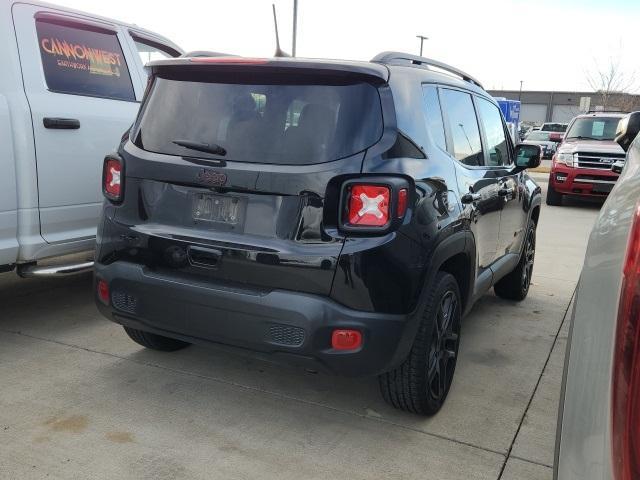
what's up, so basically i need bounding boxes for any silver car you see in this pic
[555,111,640,479]
[524,130,558,159]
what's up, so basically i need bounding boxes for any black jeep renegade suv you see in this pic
[95,52,542,415]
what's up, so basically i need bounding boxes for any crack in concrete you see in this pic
[510,455,553,469]
[496,288,575,479]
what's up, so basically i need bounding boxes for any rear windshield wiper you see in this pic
[172,139,227,156]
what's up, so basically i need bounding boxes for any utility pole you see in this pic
[292,0,298,57]
[518,80,523,102]
[416,35,428,56]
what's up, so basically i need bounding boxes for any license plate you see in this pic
[592,183,614,194]
[192,193,246,229]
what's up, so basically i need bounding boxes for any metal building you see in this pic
[488,90,640,125]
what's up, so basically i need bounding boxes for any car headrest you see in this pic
[298,103,334,130]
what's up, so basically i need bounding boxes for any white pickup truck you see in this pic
[0,0,181,277]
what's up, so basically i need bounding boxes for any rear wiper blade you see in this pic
[172,139,227,156]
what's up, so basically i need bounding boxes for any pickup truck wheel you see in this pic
[378,272,461,415]
[494,220,536,301]
[123,326,190,352]
[546,182,563,206]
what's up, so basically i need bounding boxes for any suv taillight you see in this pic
[339,177,411,234]
[612,201,640,480]
[103,155,123,203]
[347,185,391,227]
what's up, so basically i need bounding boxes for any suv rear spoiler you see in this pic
[146,56,390,83]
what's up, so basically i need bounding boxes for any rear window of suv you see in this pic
[132,73,383,165]
[540,123,567,132]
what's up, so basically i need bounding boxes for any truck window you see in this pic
[132,37,178,65]
[35,19,135,101]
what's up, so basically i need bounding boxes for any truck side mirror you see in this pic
[514,144,542,170]
[615,111,640,152]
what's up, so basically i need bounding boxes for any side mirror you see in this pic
[615,111,640,152]
[612,160,625,174]
[515,144,542,170]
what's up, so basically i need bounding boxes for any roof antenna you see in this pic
[272,4,290,57]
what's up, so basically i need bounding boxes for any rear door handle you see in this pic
[43,117,80,129]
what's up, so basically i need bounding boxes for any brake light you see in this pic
[346,185,390,227]
[97,279,110,305]
[331,329,362,351]
[612,202,640,480]
[189,57,268,64]
[103,156,123,202]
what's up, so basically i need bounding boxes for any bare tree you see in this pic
[586,54,637,111]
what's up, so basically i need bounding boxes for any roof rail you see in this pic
[585,109,628,114]
[371,51,483,89]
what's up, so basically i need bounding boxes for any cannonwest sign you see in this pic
[40,37,123,77]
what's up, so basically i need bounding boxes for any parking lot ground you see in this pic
[0,176,602,479]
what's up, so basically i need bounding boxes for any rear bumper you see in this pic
[95,261,410,377]
[549,163,618,196]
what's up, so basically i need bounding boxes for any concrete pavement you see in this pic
[0,177,601,479]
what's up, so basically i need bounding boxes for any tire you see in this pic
[123,326,190,352]
[379,272,462,416]
[494,220,536,301]
[546,182,563,206]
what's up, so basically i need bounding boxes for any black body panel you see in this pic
[95,57,541,376]
[95,261,406,377]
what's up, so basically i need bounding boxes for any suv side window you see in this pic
[476,97,511,166]
[35,19,135,101]
[422,85,447,151]
[440,88,483,166]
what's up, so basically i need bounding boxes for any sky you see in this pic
[53,0,640,93]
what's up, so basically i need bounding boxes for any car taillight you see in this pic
[612,201,640,480]
[337,177,412,234]
[347,185,390,227]
[103,156,123,202]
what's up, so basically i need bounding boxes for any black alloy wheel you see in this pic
[379,272,462,415]
[494,220,537,301]
[426,291,461,404]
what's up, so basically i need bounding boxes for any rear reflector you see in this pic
[97,280,110,305]
[103,156,123,202]
[347,185,390,227]
[331,329,362,351]
[612,201,640,480]
[397,188,408,218]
